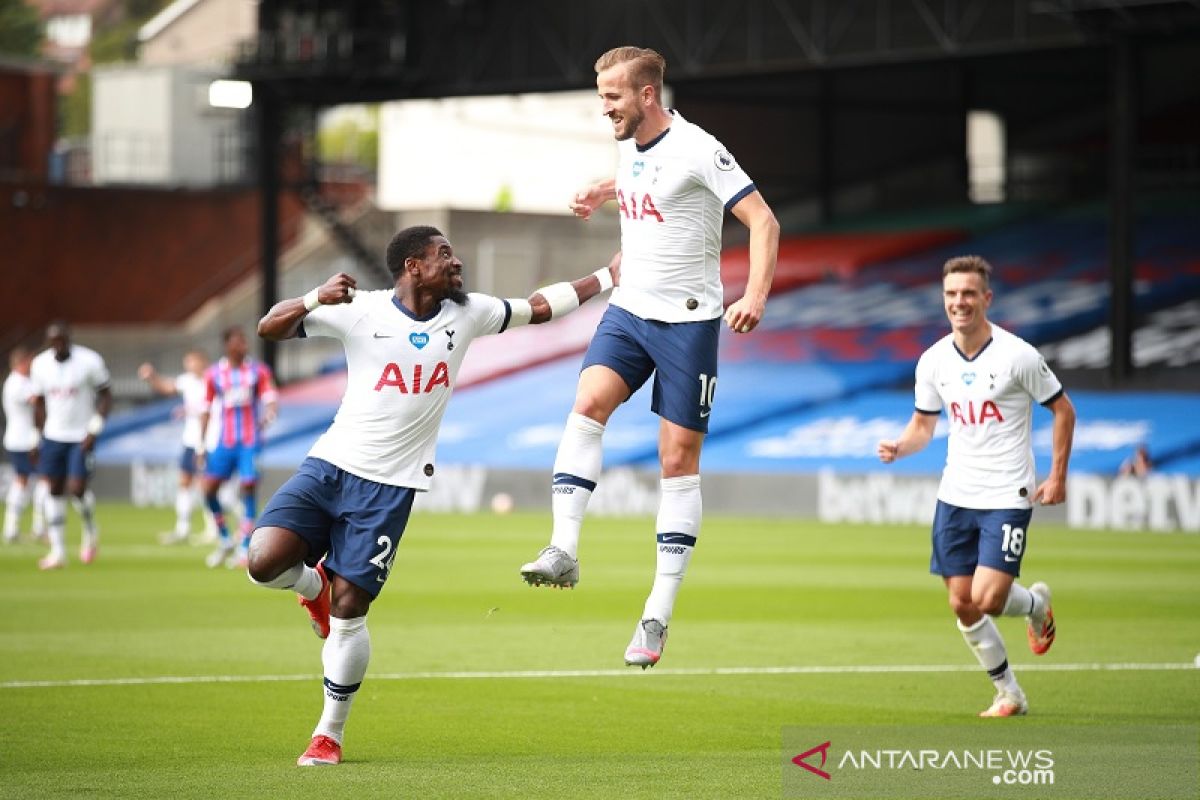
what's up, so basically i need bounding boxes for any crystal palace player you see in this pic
[877,256,1076,718]
[197,328,277,569]
[251,226,618,766]
[519,46,780,669]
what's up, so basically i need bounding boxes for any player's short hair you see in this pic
[8,345,31,368]
[222,325,245,344]
[46,319,70,339]
[386,225,444,279]
[943,255,992,289]
[595,46,666,101]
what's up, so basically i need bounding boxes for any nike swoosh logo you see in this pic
[1004,555,1020,562]
[373,333,393,339]
[700,410,710,418]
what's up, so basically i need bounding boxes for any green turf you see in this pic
[0,505,1196,799]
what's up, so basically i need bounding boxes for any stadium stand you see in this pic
[94,201,1200,480]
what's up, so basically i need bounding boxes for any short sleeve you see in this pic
[1013,345,1063,405]
[695,135,756,210]
[90,353,112,391]
[304,297,369,340]
[257,364,278,403]
[203,368,217,403]
[466,293,513,336]
[913,350,943,414]
[28,362,43,397]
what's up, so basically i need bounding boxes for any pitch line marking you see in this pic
[1,661,1194,690]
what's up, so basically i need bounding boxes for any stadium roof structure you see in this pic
[232,0,1200,102]
[231,0,1200,382]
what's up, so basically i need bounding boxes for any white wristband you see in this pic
[86,413,105,436]
[537,281,580,319]
[507,298,533,327]
[303,288,321,312]
[593,267,614,293]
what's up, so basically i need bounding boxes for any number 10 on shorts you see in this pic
[698,373,717,414]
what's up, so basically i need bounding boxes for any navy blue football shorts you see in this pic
[930,500,1034,578]
[178,446,198,476]
[581,304,720,433]
[257,457,417,597]
[39,439,92,481]
[6,449,35,478]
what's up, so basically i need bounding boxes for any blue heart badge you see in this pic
[409,332,429,349]
[962,372,976,385]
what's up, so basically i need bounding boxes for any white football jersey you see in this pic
[2,371,38,451]
[174,372,209,450]
[29,345,111,444]
[914,324,1063,510]
[609,112,755,323]
[301,290,514,489]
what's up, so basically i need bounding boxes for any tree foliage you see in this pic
[0,0,43,58]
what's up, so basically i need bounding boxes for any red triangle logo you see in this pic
[792,740,832,780]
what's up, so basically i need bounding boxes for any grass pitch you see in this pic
[0,504,1196,799]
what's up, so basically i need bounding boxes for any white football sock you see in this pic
[641,475,701,625]
[1001,581,1044,620]
[72,490,98,542]
[4,480,28,539]
[313,615,370,744]
[174,487,195,537]
[958,616,1021,695]
[31,481,48,535]
[45,495,67,560]
[248,562,324,600]
[548,412,605,559]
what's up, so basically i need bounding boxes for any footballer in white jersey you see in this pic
[139,350,211,543]
[610,111,755,323]
[914,324,1064,510]
[247,225,617,767]
[3,346,42,543]
[878,256,1075,719]
[28,321,112,570]
[523,46,780,670]
[302,288,511,490]
[30,342,111,445]
[3,355,39,455]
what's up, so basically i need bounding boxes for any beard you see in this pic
[447,287,469,306]
[613,106,644,141]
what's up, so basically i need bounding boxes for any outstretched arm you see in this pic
[523,251,619,323]
[724,191,779,334]
[877,411,938,463]
[258,273,358,341]
[138,363,177,396]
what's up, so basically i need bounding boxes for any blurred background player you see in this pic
[1119,443,1153,477]
[3,346,47,543]
[198,327,277,568]
[139,349,213,545]
[249,226,617,767]
[519,46,780,669]
[877,255,1076,717]
[29,321,112,569]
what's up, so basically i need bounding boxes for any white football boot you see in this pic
[624,618,668,669]
[519,545,579,588]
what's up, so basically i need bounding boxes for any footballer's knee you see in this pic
[245,526,306,583]
[947,592,979,623]
[972,589,1007,617]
